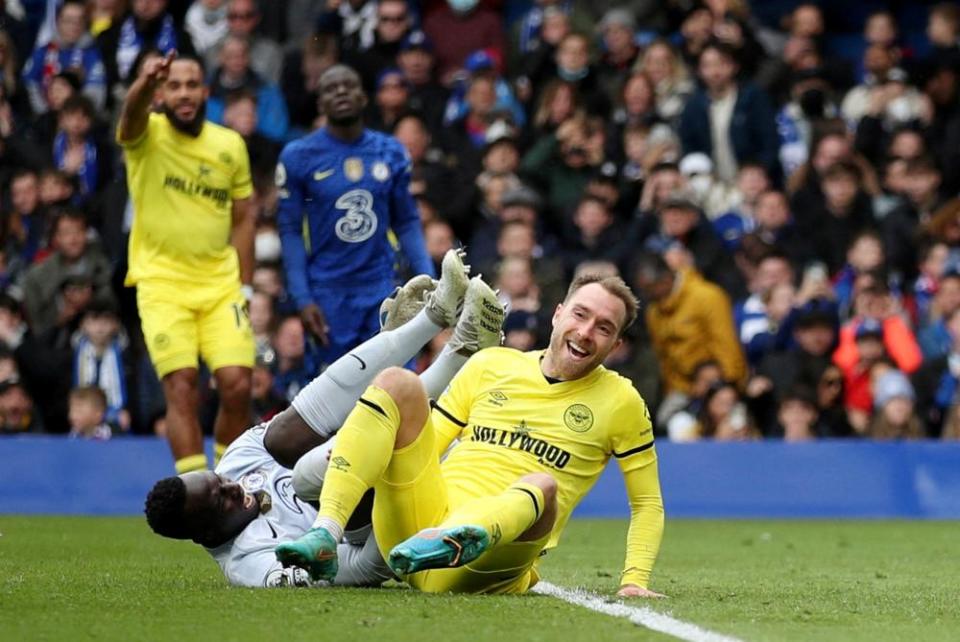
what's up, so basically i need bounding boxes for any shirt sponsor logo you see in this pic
[163,174,230,207]
[470,422,572,470]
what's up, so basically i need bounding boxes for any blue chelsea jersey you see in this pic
[275,128,433,308]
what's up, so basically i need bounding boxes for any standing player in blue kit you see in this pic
[276,64,435,363]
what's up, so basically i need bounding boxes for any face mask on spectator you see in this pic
[447,0,479,13]
[688,174,713,198]
[255,231,282,262]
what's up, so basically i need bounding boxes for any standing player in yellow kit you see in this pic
[117,51,256,473]
[276,274,665,597]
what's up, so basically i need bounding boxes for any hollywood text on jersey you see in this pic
[163,174,230,208]
[470,424,572,470]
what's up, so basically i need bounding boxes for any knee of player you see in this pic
[372,367,425,405]
[291,459,322,501]
[217,370,252,404]
[521,472,558,506]
[163,369,199,399]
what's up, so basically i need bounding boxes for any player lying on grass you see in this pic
[276,274,666,597]
[144,250,505,587]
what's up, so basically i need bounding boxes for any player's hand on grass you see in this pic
[617,584,667,599]
[300,303,330,347]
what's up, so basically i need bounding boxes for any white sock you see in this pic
[292,309,442,437]
[419,344,469,399]
[313,516,344,543]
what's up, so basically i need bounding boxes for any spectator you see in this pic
[502,309,538,351]
[0,293,71,432]
[642,191,742,298]
[270,314,319,402]
[213,0,282,84]
[805,161,876,275]
[914,306,960,437]
[22,0,107,113]
[248,289,275,359]
[734,250,795,366]
[52,94,110,203]
[396,30,449,133]
[918,267,960,359]
[185,0,229,56]
[4,169,49,266]
[561,194,629,275]
[343,0,412,92]
[520,113,604,227]
[280,32,337,132]
[841,47,926,133]
[868,369,923,440]
[250,351,286,424]
[21,210,114,337]
[494,256,541,315]
[633,39,693,127]
[422,0,505,84]
[97,0,196,92]
[678,152,739,220]
[207,34,289,142]
[67,385,113,439]
[679,41,780,185]
[776,385,819,441]
[927,3,960,69]
[634,252,746,425]
[530,78,580,137]
[0,377,39,433]
[317,0,379,55]
[221,90,280,182]
[595,8,639,106]
[367,68,408,133]
[693,381,759,441]
[72,301,129,430]
[423,218,455,276]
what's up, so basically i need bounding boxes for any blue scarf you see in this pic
[116,13,178,81]
[53,132,98,200]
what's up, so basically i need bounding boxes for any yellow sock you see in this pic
[174,453,208,474]
[441,481,545,546]
[213,442,228,466]
[316,386,399,529]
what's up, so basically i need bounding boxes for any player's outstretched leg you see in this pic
[448,275,507,355]
[424,248,471,327]
[380,274,437,331]
[275,527,340,582]
[387,524,490,575]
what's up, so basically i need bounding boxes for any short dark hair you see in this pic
[700,40,738,64]
[60,94,95,120]
[144,477,191,540]
[633,251,672,283]
[51,208,87,234]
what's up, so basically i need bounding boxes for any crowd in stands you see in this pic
[1,0,960,443]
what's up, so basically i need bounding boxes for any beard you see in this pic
[325,110,362,128]
[162,101,207,137]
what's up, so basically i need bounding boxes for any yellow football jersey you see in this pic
[119,113,253,286]
[432,347,659,548]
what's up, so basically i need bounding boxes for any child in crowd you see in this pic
[68,385,112,440]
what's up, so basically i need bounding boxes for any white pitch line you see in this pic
[532,581,744,642]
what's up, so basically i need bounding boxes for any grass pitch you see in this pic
[1,517,956,642]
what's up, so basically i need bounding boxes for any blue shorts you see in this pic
[312,284,394,364]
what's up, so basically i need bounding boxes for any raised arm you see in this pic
[117,51,175,144]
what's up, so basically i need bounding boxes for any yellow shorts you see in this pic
[137,279,255,378]
[371,411,547,595]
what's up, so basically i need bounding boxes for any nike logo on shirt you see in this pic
[314,169,335,181]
